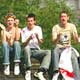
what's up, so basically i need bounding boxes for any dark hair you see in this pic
[60,10,69,17]
[26,13,36,20]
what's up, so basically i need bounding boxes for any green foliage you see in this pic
[0,0,79,49]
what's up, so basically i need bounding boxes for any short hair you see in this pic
[60,10,69,17]
[5,12,16,21]
[26,13,36,20]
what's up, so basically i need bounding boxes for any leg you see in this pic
[52,47,63,72]
[13,41,21,62]
[13,41,21,75]
[32,49,51,80]
[2,41,10,65]
[48,47,64,80]
[2,41,10,75]
[39,50,51,70]
[24,46,32,80]
[24,46,32,68]
[71,48,80,80]
[32,49,51,70]
[48,49,54,80]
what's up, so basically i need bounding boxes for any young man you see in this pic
[21,13,51,80]
[50,11,80,80]
[1,13,21,76]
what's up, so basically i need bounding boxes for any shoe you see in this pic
[34,72,46,80]
[14,63,20,75]
[34,72,38,78]
[25,70,31,80]
[52,72,59,80]
[4,65,10,75]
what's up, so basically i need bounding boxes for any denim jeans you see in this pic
[23,46,51,70]
[2,41,21,65]
[48,46,80,80]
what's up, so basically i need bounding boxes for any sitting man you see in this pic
[49,11,80,80]
[21,13,51,80]
[1,13,21,75]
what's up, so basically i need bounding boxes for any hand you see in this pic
[78,37,80,42]
[35,33,38,39]
[28,34,35,40]
[0,23,5,30]
[57,33,61,39]
[29,33,39,40]
[54,33,61,43]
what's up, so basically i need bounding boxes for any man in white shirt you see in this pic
[21,13,51,80]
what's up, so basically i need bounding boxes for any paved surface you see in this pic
[0,67,48,80]
[0,73,24,80]
[0,58,49,80]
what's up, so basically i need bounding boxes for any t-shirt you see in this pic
[52,23,78,48]
[21,25,43,49]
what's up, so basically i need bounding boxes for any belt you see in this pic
[30,48,39,50]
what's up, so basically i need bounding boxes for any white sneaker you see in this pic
[34,72,38,78]
[14,63,20,75]
[4,65,10,75]
[37,72,46,80]
[52,73,59,80]
[25,70,31,80]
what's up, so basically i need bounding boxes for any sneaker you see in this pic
[52,72,59,80]
[14,63,20,75]
[25,70,31,80]
[4,65,10,75]
[34,72,46,80]
[34,72,38,78]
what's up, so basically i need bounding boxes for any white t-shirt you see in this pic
[21,25,43,49]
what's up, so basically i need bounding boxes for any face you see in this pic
[6,17,15,28]
[60,13,69,25]
[15,19,19,26]
[27,17,36,29]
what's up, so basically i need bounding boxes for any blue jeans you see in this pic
[2,41,21,65]
[24,46,51,70]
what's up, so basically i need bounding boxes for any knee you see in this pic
[24,46,30,50]
[24,46,30,54]
[46,50,51,55]
[45,50,51,57]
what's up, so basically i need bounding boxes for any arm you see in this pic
[35,27,43,44]
[52,25,60,44]
[23,33,43,47]
[0,23,12,42]
[73,32,79,43]
[0,23,5,30]
[72,25,79,43]
[1,28,11,42]
[23,35,32,47]
[52,31,60,43]
[35,33,43,44]
[1,30,7,42]
[15,28,21,41]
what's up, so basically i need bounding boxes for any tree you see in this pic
[0,0,77,49]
